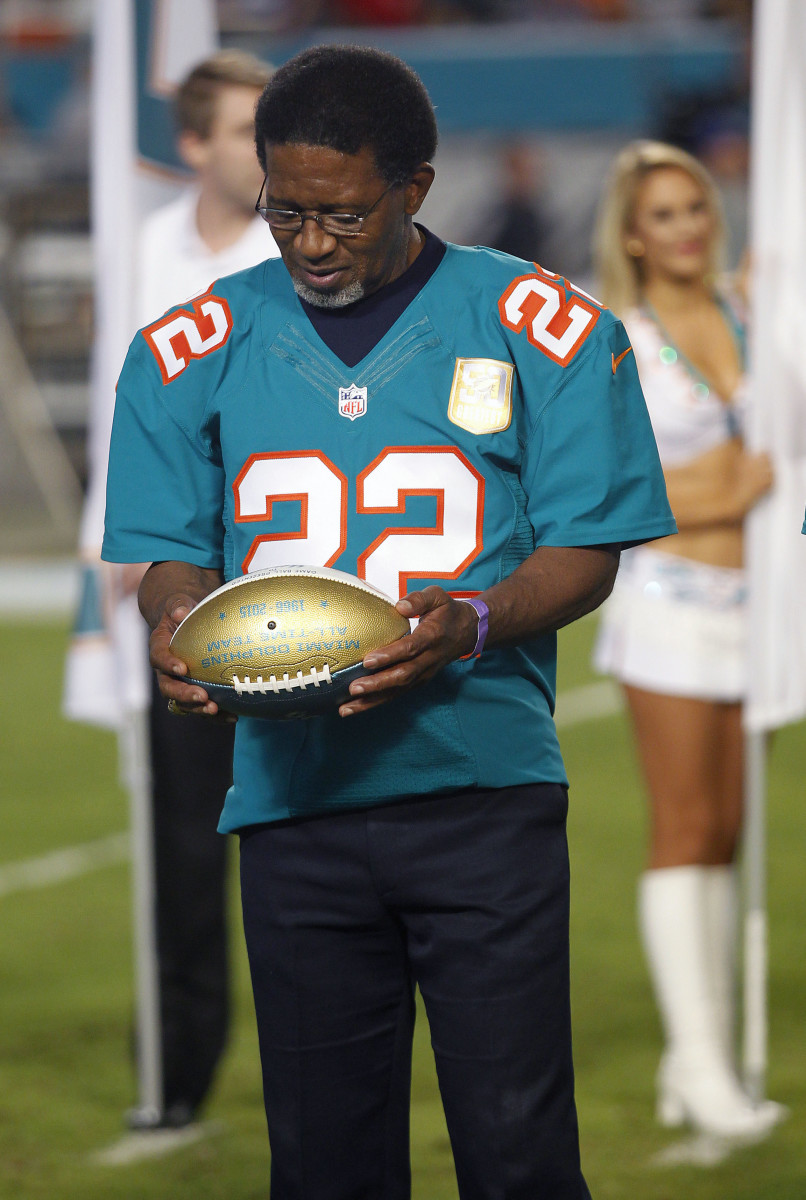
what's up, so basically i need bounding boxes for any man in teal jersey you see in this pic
[103,45,675,1200]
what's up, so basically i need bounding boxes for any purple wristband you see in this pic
[457,596,489,660]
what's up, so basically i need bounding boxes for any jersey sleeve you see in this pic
[101,349,226,568]
[518,315,677,548]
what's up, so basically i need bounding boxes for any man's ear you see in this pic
[404,162,436,217]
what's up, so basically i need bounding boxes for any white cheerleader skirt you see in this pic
[593,547,746,702]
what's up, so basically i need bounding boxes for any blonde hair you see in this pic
[593,139,726,317]
[175,50,273,139]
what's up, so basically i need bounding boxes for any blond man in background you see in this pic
[137,50,277,324]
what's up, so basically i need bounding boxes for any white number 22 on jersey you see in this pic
[233,446,484,599]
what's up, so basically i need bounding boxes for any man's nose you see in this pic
[294,216,338,259]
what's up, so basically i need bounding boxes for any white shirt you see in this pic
[136,188,279,327]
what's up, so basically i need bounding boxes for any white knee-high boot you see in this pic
[638,867,784,1137]
[702,864,738,1059]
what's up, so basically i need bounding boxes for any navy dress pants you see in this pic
[239,782,592,1200]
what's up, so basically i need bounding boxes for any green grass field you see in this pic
[0,615,803,1199]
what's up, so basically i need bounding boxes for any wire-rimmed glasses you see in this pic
[254,178,400,237]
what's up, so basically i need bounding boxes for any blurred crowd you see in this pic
[0,0,755,41]
[207,0,754,30]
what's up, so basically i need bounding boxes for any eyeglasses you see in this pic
[255,178,400,236]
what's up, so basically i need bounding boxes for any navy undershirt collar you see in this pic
[297,225,446,368]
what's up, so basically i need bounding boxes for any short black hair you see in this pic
[254,45,438,183]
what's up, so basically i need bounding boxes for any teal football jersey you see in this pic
[103,243,675,831]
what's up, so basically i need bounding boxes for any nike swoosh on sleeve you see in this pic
[611,347,633,374]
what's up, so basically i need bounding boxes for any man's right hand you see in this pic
[138,561,230,718]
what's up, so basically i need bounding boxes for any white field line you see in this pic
[554,679,622,727]
[91,1121,222,1167]
[0,832,130,899]
[0,682,622,902]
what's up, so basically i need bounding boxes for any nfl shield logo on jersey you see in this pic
[338,384,368,421]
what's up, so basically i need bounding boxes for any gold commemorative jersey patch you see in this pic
[448,358,513,435]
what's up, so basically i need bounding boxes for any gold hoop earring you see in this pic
[626,237,645,258]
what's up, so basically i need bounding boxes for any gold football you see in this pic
[169,565,411,719]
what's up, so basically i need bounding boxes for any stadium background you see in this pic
[1,1,804,1197]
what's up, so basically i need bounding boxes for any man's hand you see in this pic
[139,561,230,719]
[340,544,620,717]
[339,587,480,717]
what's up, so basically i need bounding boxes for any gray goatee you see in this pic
[291,277,365,309]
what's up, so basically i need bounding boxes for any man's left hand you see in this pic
[339,587,479,717]
[338,543,621,717]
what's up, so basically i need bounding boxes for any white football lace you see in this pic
[231,663,333,695]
